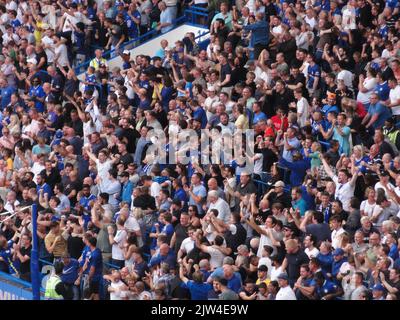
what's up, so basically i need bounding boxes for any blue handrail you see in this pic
[75,14,188,74]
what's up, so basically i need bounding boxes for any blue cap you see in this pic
[55,129,63,139]
[332,248,345,256]
[372,283,385,292]
[51,216,61,222]
[52,139,61,146]
[277,273,289,281]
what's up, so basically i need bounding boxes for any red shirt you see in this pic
[271,115,289,132]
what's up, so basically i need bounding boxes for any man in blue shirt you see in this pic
[86,237,103,300]
[291,186,308,217]
[362,92,392,130]
[79,184,97,230]
[179,264,212,300]
[28,77,46,113]
[61,254,80,300]
[331,248,348,284]
[120,172,134,205]
[252,101,267,125]
[242,12,269,59]
[125,2,141,39]
[306,54,320,97]
[207,260,242,293]
[191,100,207,129]
[314,271,343,300]
[0,78,15,110]
[148,243,176,269]
[36,173,53,198]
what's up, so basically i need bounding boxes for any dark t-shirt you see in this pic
[220,63,232,87]
[67,235,85,260]
[122,128,139,154]
[19,245,32,274]
[173,224,189,253]
[305,223,332,244]
[64,180,81,206]
[286,250,310,282]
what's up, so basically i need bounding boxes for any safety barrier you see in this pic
[0,271,44,300]
[74,8,210,74]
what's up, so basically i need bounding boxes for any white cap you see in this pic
[123,50,130,55]
[27,58,37,65]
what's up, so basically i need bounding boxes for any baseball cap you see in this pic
[372,283,385,292]
[332,248,345,256]
[277,273,289,281]
[55,129,63,139]
[385,117,395,124]
[283,224,294,231]
[380,170,390,177]
[244,60,255,68]
[274,181,285,188]
[122,50,130,55]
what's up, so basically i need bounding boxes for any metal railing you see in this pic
[74,8,210,74]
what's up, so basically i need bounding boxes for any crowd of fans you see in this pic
[1,0,400,301]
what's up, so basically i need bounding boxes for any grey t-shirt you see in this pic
[219,289,239,300]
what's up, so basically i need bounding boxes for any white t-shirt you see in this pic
[209,198,231,224]
[55,44,69,67]
[205,246,226,269]
[297,97,310,127]
[357,78,377,105]
[389,85,400,115]
[180,237,195,254]
[304,247,320,259]
[204,96,220,120]
[270,266,283,281]
[41,36,55,63]
[332,176,355,211]
[256,226,278,257]
[341,7,356,30]
[31,163,45,183]
[124,216,140,233]
[112,229,127,260]
[304,16,317,30]
[254,153,263,175]
[272,24,284,36]
[374,181,396,198]
[258,257,273,278]
[331,227,346,249]
[110,280,126,300]
[276,286,297,300]
[337,70,354,90]
[150,181,161,198]
[96,159,112,182]
[360,200,379,218]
